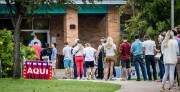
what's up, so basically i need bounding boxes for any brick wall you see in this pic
[78,14,107,49]
[50,15,64,54]
[106,6,120,44]
[64,7,79,46]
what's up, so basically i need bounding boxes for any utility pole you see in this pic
[0,59,2,78]
[171,0,174,29]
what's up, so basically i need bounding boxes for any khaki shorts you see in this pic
[106,56,116,62]
[52,60,56,68]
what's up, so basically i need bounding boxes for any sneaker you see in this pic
[136,79,140,81]
[63,77,67,79]
[108,78,114,81]
[81,77,85,80]
[77,77,80,80]
[113,77,117,80]
[103,77,108,81]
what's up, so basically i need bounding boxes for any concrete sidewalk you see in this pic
[56,69,180,92]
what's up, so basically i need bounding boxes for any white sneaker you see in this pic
[77,77,80,80]
[81,77,85,80]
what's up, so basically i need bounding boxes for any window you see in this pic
[0,18,49,30]
[0,19,14,30]
[33,18,49,30]
[21,19,32,30]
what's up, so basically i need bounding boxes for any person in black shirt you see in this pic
[40,43,52,61]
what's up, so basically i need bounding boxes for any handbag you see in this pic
[155,53,161,59]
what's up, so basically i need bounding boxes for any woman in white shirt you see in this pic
[84,43,97,80]
[161,30,179,92]
[104,37,116,81]
[73,41,85,80]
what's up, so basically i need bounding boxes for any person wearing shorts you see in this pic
[120,36,131,81]
[104,37,116,81]
[51,43,57,78]
[84,43,96,80]
[63,42,73,79]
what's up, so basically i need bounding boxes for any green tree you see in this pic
[0,29,36,77]
[4,0,104,78]
[124,0,180,41]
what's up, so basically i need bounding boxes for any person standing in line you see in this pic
[130,34,147,81]
[32,42,42,60]
[29,34,42,47]
[40,43,52,61]
[97,37,107,79]
[62,42,73,79]
[160,30,179,92]
[143,35,159,81]
[73,40,85,80]
[157,28,166,82]
[175,25,180,39]
[104,37,116,81]
[84,43,97,80]
[120,36,132,81]
[71,39,79,79]
[172,30,180,87]
[51,43,57,78]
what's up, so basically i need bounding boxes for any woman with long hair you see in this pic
[104,37,116,81]
[160,30,179,92]
[73,40,85,80]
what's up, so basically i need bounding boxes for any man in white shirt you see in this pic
[62,42,73,79]
[84,43,97,80]
[143,35,159,81]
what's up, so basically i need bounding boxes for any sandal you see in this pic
[169,88,174,92]
[121,79,127,81]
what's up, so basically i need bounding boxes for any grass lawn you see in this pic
[0,78,120,92]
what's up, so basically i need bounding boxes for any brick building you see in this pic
[0,0,126,54]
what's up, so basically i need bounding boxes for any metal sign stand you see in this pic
[0,59,2,78]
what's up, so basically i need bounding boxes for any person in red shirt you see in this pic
[32,42,42,60]
[120,36,131,81]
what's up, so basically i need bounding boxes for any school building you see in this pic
[0,0,126,54]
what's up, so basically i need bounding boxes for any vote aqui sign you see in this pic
[23,60,52,80]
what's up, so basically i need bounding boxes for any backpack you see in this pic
[100,45,106,62]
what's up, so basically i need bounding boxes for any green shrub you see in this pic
[0,29,36,77]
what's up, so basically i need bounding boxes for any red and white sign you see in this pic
[23,60,52,80]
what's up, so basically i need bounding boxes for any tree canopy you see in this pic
[122,0,180,41]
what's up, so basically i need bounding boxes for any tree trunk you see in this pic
[13,15,22,79]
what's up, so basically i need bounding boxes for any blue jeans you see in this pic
[133,55,147,80]
[145,55,157,80]
[158,56,165,80]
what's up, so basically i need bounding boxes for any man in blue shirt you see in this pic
[131,34,147,81]
[29,34,42,47]
[51,43,57,78]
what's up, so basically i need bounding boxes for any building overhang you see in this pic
[73,0,126,5]
[0,0,126,14]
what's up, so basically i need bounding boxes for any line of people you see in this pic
[119,27,180,92]
[29,26,180,91]
[62,37,117,80]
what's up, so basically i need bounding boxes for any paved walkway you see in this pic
[56,69,180,92]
